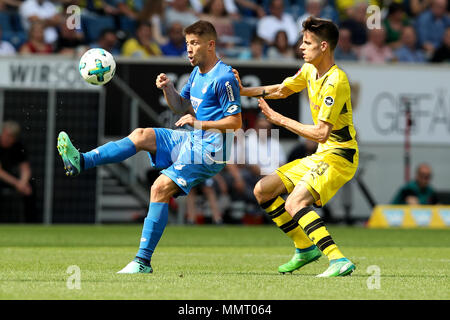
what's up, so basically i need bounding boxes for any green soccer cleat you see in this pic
[57,131,82,177]
[116,260,153,274]
[316,258,355,278]
[278,246,322,274]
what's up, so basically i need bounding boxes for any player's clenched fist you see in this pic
[156,73,171,89]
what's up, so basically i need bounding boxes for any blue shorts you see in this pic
[149,128,226,196]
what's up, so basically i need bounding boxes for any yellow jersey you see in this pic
[282,63,358,164]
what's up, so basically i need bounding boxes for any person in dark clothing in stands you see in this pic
[392,163,439,205]
[0,120,37,222]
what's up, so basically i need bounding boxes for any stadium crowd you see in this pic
[0,0,448,62]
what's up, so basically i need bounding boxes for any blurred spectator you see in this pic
[223,115,287,221]
[186,175,228,224]
[116,0,145,21]
[266,30,295,60]
[237,35,266,60]
[191,0,244,19]
[78,0,119,16]
[161,21,187,56]
[391,163,439,205]
[394,25,427,62]
[297,0,324,31]
[0,26,16,55]
[90,28,120,56]
[383,2,410,49]
[256,0,298,46]
[138,0,167,45]
[19,0,61,44]
[431,26,450,62]
[19,20,54,54]
[0,0,22,11]
[358,27,395,63]
[334,27,358,61]
[165,0,198,29]
[409,0,433,16]
[287,139,318,163]
[415,0,450,57]
[200,0,237,48]
[234,0,266,18]
[55,4,87,56]
[339,2,368,47]
[0,120,38,223]
[121,21,162,58]
[237,114,287,177]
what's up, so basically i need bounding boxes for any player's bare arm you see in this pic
[156,73,192,114]
[258,98,332,144]
[232,69,295,99]
[175,113,242,132]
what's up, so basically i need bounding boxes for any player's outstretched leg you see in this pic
[56,129,152,176]
[57,132,83,176]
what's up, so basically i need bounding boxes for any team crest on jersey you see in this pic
[324,96,334,106]
[190,96,203,113]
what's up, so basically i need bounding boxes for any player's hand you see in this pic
[175,114,198,128]
[15,180,32,196]
[258,98,283,126]
[156,73,171,90]
[232,69,243,90]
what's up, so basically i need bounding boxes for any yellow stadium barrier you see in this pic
[367,205,450,228]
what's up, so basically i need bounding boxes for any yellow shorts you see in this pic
[276,149,358,207]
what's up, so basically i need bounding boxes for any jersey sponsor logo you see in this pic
[190,96,203,113]
[225,81,235,102]
[324,96,334,106]
[226,105,239,114]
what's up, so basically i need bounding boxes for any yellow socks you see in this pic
[292,206,345,261]
[261,197,314,250]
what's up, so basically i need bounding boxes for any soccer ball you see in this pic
[79,48,116,85]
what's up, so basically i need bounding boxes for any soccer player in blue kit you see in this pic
[57,20,242,274]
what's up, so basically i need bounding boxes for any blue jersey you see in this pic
[180,60,241,160]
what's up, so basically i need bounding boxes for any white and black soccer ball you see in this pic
[79,48,116,85]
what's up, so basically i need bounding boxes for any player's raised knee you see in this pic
[128,128,156,152]
[253,180,268,204]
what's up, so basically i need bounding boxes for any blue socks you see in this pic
[82,137,137,170]
[136,202,169,263]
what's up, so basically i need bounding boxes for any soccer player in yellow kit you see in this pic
[234,17,358,277]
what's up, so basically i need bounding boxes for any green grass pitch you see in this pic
[0,225,449,300]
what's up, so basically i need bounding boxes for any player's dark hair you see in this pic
[302,16,339,51]
[184,20,217,41]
